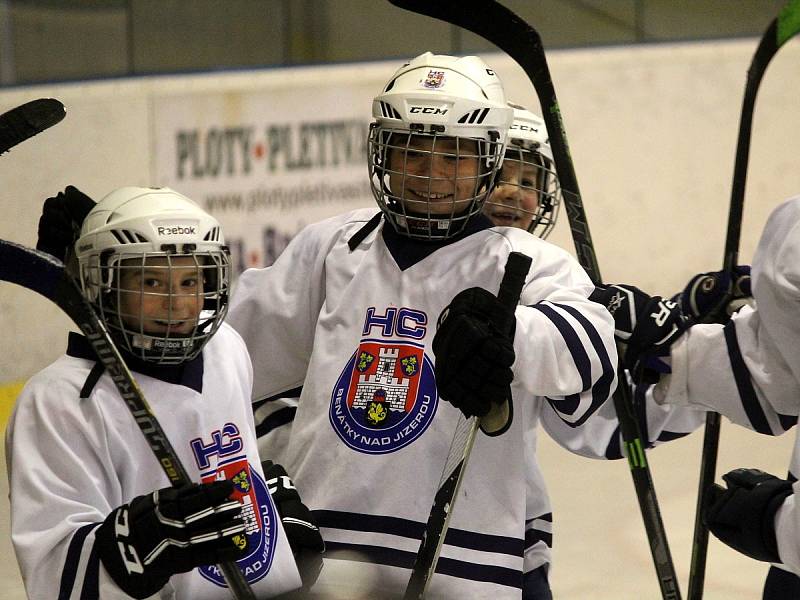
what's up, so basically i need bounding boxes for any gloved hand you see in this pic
[95,480,245,599]
[263,460,324,588]
[590,283,684,384]
[674,266,752,322]
[432,287,515,428]
[36,185,96,261]
[705,468,793,563]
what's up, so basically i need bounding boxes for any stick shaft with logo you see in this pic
[403,250,531,600]
[689,3,800,598]
[0,239,257,600]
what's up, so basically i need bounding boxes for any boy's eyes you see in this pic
[140,276,200,289]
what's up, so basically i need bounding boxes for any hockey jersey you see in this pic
[658,197,800,574]
[5,323,301,599]
[228,208,617,598]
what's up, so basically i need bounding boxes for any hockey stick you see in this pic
[0,98,65,155]
[403,250,531,600]
[688,2,800,598]
[388,1,681,598]
[0,240,256,600]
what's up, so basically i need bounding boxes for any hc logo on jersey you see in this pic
[329,307,437,454]
[191,424,278,587]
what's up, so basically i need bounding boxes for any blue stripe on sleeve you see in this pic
[531,304,592,390]
[58,523,99,600]
[724,321,772,435]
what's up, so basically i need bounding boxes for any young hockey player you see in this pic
[7,186,311,599]
[600,197,800,599]
[224,53,617,599]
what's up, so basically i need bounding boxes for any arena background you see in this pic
[1,2,799,598]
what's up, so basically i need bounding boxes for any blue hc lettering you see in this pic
[362,307,427,339]
[191,422,243,470]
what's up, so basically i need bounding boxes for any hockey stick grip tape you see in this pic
[482,251,531,434]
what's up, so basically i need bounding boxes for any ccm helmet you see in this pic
[368,52,513,240]
[483,103,560,238]
[74,186,230,364]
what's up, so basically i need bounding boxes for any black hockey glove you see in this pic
[433,287,515,426]
[704,468,793,563]
[590,283,685,384]
[674,266,752,323]
[36,185,96,261]
[95,480,246,599]
[263,460,325,588]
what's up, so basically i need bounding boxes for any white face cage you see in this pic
[80,249,231,365]
[368,127,504,240]
[483,143,561,238]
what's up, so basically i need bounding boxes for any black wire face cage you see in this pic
[483,145,561,239]
[368,125,503,240]
[81,249,231,365]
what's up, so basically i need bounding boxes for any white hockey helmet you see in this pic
[368,52,513,240]
[483,102,561,238]
[74,186,230,365]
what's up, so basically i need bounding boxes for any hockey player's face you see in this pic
[484,158,542,230]
[387,135,481,215]
[117,256,204,335]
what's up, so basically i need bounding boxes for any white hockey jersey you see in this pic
[658,197,800,574]
[5,323,302,599]
[228,208,617,598]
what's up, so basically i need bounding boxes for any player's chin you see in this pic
[144,320,199,335]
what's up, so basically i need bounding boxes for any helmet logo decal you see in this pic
[423,70,446,89]
[329,307,437,454]
[155,225,197,236]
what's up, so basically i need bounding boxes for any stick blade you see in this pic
[0,98,66,155]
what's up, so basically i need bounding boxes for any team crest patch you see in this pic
[197,458,277,587]
[423,69,446,89]
[330,338,437,454]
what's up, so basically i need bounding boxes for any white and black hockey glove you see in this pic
[433,287,515,430]
[263,460,325,589]
[704,468,792,564]
[95,480,246,599]
[590,283,685,384]
[36,185,96,262]
[674,266,752,323]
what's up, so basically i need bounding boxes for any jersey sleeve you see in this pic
[660,305,799,437]
[511,240,618,428]
[6,371,127,599]
[540,376,706,459]
[227,222,328,402]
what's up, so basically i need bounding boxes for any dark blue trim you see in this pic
[66,332,204,393]
[58,523,98,600]
[254,386,304,407]
[313,509,523,556]
[656,430,691,443]
[524,528,553,550]
[778,413,798,433]
[532,304,591,391]
[323,541,523,590]
[724,322,771,434]
[556,303,616,426]
[255,406,297,438]
[605,425,623,459]
[79,542,100,600]
[381,213,494,271]
[79,362,105,399]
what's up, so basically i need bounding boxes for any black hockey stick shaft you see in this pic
[688,3,800,598]
[0,98,65,155]
[0,240,256,600]
[403,251,531,600]
[387,1,680,598]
